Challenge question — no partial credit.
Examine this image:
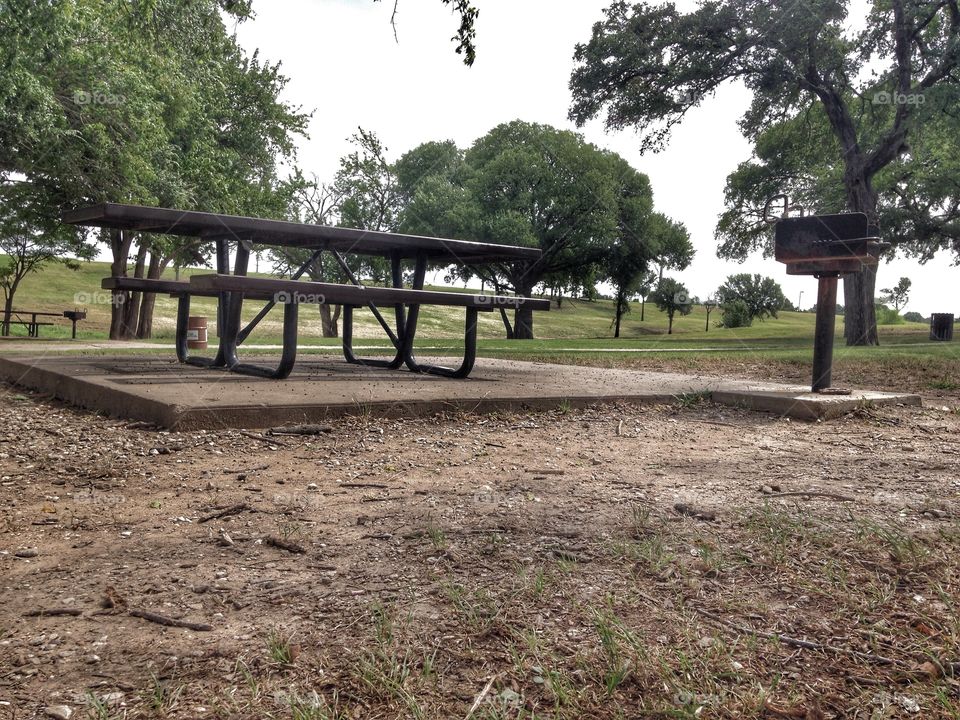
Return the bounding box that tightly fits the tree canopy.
[397,120,683,338]
[652,277,692,334]
[716,273,788,323]
[0,0,309,337]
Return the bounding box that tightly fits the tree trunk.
[121,242,147,338]
[843,173,880,346]
[319,304,341,337]
[640,298,645,321]
[108,229,133,340]
[667,311,674,334]
[135,251,169,339]
[614,284,625,338]
[512,278,536,339]
[2,293,13,336]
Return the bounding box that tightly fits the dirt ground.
[1,383,958,719]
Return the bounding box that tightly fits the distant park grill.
[768,196,888,393]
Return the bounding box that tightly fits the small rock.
[44,706,72,720]
[895,695,921,713]
[697,636,717,649]
[15,548,39,558]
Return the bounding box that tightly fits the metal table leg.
[340,250,405,369]
[216,240,300,379]
[401,251,479,378]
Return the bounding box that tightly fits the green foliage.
[880,277,911,312]
[716,274,787,323]
[903,311,925,324]
[875,303,905,326]
[398,120,663,337]
[0,0,308,256]
[719,299,753,329]
[569,0,960,343]
[0,181,96,332]
[652,277,692,334]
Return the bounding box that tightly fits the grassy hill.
[0,257,932,346]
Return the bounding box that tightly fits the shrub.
[875,303,904,325]
[720,299,753,328]
[903,311,925,323]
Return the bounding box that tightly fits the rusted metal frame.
[401,251,479,378]
[236,248,324,345]
[340,249,406,370]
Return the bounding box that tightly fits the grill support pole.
[811,274,839,392]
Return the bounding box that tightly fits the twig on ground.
[465,674,498,720]
[263,535,307,554]
[129,608,213,631]
[198,502,250,524]
[767,491,856,502]
[238,430,291,447]
[268,424,333,436]
[694,607,899,666]
[23,608,82,617]
[525,468,565,475]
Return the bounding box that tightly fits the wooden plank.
[188,274,551,311]
[64,203,541,263]
[101,276,275,301]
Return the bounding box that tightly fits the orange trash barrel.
[187,316,208,349]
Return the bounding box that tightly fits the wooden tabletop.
[63,203,540,264]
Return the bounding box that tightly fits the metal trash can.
[187,316,208,349]
[930,313,954,341]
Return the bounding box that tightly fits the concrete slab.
[0,354,921,428]
[710,388,922,420]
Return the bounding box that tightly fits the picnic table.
[3,309,87,338]
[62,203,549,379]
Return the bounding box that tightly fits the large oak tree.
[399,120,664,339]
[0,0,307,338]
[569,0,960,346]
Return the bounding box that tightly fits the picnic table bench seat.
[99,274,548,379]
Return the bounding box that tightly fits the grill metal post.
[811,274,838,392]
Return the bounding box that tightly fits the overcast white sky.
[232,0,957,316]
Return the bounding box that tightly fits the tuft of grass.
[266,628,297,666]
[146,672,184,713]
[426,524,447,550]
[673,390,711,408]
[858,520,931,570]
[288,690,345,720]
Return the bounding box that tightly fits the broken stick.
[198,502,250,524]
[694,607,898,666]
[129,608,213,632]
[23,608,83,617]
[263,535,306,554]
